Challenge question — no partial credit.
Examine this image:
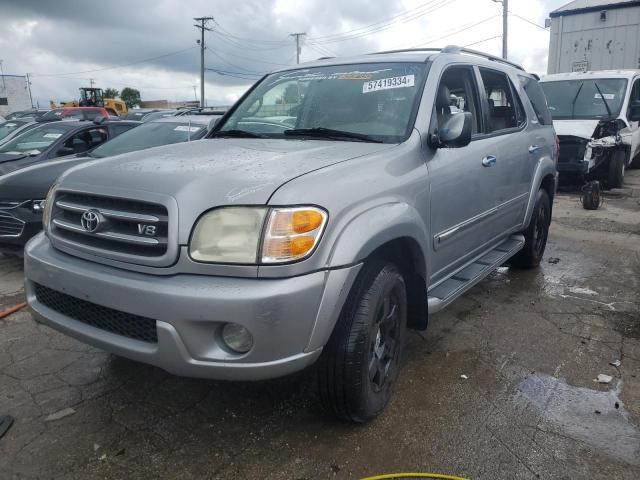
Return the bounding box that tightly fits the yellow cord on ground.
[361,474,468,480]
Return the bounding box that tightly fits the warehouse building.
[547,0,640,74]
[0,74,32,117]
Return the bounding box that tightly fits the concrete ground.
[1,172,639,480]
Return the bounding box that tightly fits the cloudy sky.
[1,0,569,107]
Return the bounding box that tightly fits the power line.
[308,0,449,43]
[464,35,502,48]
[509,12,548,31]
[31,47,197,77]
[405,15,499,49]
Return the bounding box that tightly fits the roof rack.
[370,45,525,71]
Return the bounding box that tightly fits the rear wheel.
[607,150,626,188]
[511,189,550,269]
[317,261,407,423]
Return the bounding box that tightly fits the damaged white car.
[540,70,640,188]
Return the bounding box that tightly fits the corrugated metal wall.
[0,76,32,116]
[548,6,640,73]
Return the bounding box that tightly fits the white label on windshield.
[174,125,200,132]
[363,75,415,93]
[5,123,16,127]
[594,93,615,100]
[43,133,62,139]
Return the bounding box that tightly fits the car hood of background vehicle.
[552,119,603,140]
[0,155,93,200]
[60,139,395,239]
[0,153,46,176]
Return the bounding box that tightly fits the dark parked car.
[122,109,165,121]
[0,119,139,254]
[0,116,216,254]
[4,109,50,121]
[0,118,40,146]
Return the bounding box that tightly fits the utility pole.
[192,84,198,102]
[0,60,6,92]
[492,0,508,59]
[25,72,33,108]
[194,16,214,108]
[290,33,306,64]
[89,78,95,88]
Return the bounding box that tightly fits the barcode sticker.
[363,75,415,93]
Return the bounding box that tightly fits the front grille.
[34,283,158,343]
[0,211,25,237]
[50,192,169,258]
[558,135,588,164]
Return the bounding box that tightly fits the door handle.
[482,155,497,167]
[528,145,542,154]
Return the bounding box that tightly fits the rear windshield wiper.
[211,129,265,138]
[284,127,382,143]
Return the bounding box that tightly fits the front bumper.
[25,233,361,380]
[0,203,42,253]
[556,159,590,174]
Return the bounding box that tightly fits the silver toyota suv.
[25,46,557,422]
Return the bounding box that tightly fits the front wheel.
[317,261,407,423]
[511,189,551,269]
[607,150,626,188]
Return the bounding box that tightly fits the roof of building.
[540,69,640,81]
[550,0,640,17]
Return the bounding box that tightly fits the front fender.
[523,155,557,228]
[328,201,430,273]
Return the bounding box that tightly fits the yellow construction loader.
[50,87,128,116]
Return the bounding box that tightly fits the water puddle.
[517,373,640,465]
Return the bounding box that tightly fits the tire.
[511,189,551,269]
[317,261,407,423]
[607,150,626,188]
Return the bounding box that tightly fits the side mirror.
[435,112,472,148]
[629,100,640,122]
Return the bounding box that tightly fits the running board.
[427,234,525,314]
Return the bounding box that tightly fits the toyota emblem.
[80,209,102,233]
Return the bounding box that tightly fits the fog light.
[221,323,253,353]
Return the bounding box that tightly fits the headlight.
[189,205,327,264]
[42,184,58,232]
[189,207,267,263]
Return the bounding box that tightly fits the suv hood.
[0,153,44,176]
[60,138,394,240]
[552,119,602,140]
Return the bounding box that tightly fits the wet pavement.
[1,172,640,479]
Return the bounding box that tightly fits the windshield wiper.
[594,82,613,119]
[284,127,382,143]
[211,129,265,138]
[570,82,584,120]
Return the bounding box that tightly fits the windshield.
[90,121,206,158]
[0,123,70,155]
[0,121,27,141]
[540,79,628,119]
[218,62,427,143]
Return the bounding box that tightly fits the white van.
[540,70,640,187]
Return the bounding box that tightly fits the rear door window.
[479,68,520,132]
